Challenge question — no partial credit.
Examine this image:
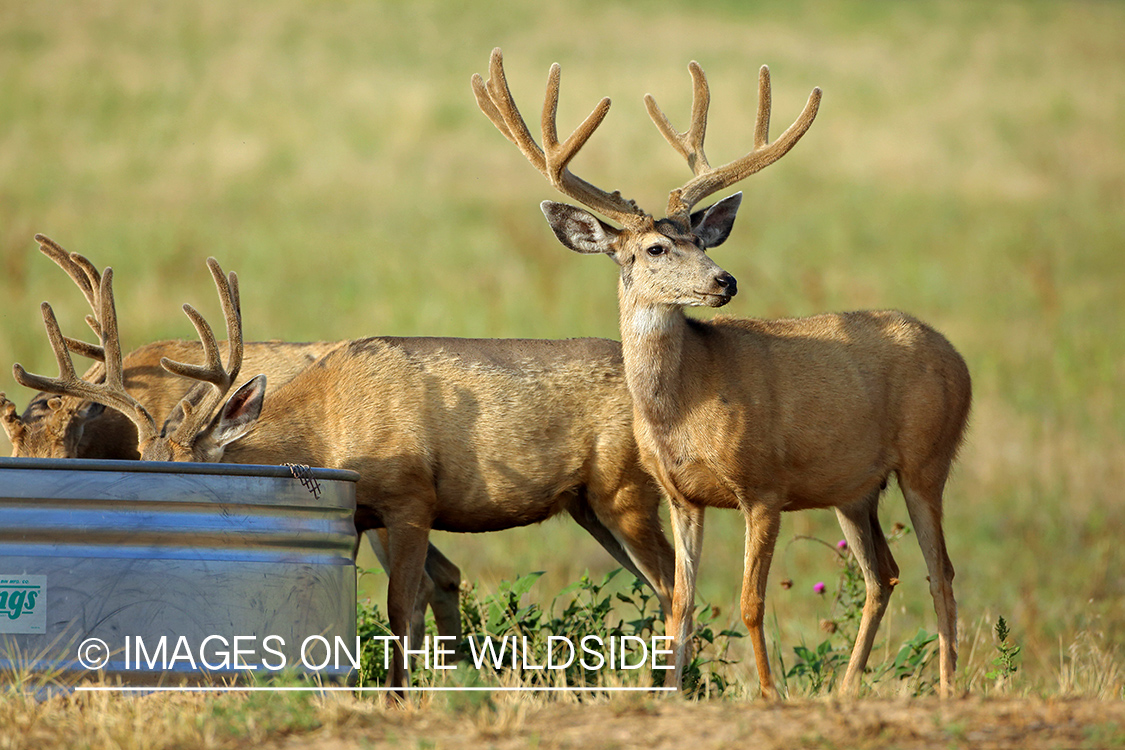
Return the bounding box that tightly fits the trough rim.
[0,457,360,483]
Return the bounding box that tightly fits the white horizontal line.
[75,685,678,693]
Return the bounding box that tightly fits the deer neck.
[617,285,692,439]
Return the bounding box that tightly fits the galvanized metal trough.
[0,457,358,687]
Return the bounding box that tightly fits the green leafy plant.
[356,595,398,688]
[874,628,939,695]
[455,568,670,689]
[680,603,744,699]
[985,615,1020,686]
[785,638,847,695]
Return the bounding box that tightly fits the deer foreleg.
[665,499,704,689]
[566,495,652,586]
[385,523,431,695]
[368,529,448,651]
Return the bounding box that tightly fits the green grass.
[2,0,1124,700]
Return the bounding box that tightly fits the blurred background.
[2,1,1122,690]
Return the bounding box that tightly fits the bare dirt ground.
[267,697,1125,749]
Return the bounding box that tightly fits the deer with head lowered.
[474,48,971,698]
[14,242,677,692]
[2,237,342,460]
[3,237,461,650]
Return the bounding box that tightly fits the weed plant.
[985,615,1021,689]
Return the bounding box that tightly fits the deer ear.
[76,402,106,421]
[69,402,105,447]
[690,192,742,249]
[211,374,266,448]
[541,201,620,255]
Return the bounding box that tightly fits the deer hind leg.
[578,481,676,615]
[422,543,463,664]
[835,490,900,696]
[566,494,651,583]
[666,499,705,689]
[740,503,782,699]
[899,472,957,698]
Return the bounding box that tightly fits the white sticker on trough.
[0,575,46,633]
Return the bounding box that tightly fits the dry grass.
[2,687,1123,750]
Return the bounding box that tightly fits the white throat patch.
[630,306,678,337]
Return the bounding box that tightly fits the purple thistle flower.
[837,539,848,550]
[813,581,826,595]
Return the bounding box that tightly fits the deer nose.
[715,272,737,297]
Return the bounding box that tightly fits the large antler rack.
[645,62,822,222]
[13,266,161,452]
[12,253,244,460]
[472,47,649,228]
[3,235,121,454]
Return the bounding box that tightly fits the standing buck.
[473,48,971,698]
[15,243,677,691]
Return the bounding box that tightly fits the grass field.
[1,0,1123,744]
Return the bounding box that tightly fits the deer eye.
[645,244,666,257]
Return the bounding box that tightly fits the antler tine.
[472,50,545,171]
[95,271,118,382]
[14,303,81,394]
[12,272,159,446]
[653,62,822,221]
[67,252,106,342]
[220,265,243,378]
[158,257,244,446]
[473,47,646,227]
[93,268,158,439]
[644,61,711,175]
[160,258,242,386]
[35,234,106,358]
[34,235,101,321]
[540,63,610,179]
[753,64,772,151]
[61,335,105,363]
[161,304,225,385]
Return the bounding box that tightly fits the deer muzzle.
[704,272,737,306]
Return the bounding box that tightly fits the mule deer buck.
[4,236,460,648]
[15,244,677,691]
[473,48,971,698]
[2,238,339,460]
